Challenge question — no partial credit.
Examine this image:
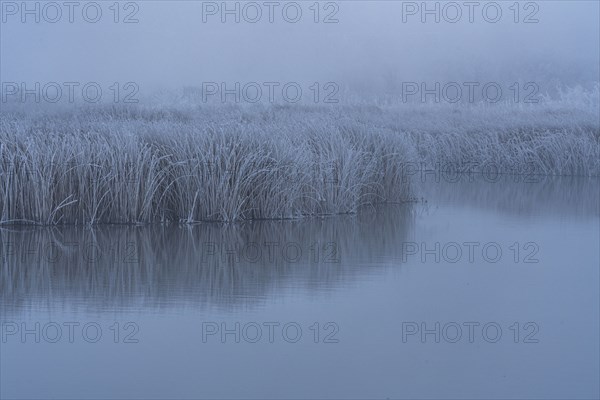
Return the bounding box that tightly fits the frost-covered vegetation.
[1,88,598,225]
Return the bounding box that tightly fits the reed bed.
[0,95,598,225]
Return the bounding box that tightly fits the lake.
[1,175,598,399]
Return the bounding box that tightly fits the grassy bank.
[1,99,598,225]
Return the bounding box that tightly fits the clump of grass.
[0,104,412,224]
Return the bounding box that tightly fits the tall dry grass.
[0,105,412,224]
[1,91,598,225]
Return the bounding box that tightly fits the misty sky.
[1,1,598,96]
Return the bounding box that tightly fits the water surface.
[1,176,598,399]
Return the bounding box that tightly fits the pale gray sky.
[1,1,598,95]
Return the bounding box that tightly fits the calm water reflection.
[1,176,598,399]
[1,206,414,314]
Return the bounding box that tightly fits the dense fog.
[1,1,598,101]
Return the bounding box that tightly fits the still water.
[1,176,598,399]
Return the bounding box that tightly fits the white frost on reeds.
[0,90,598,225]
